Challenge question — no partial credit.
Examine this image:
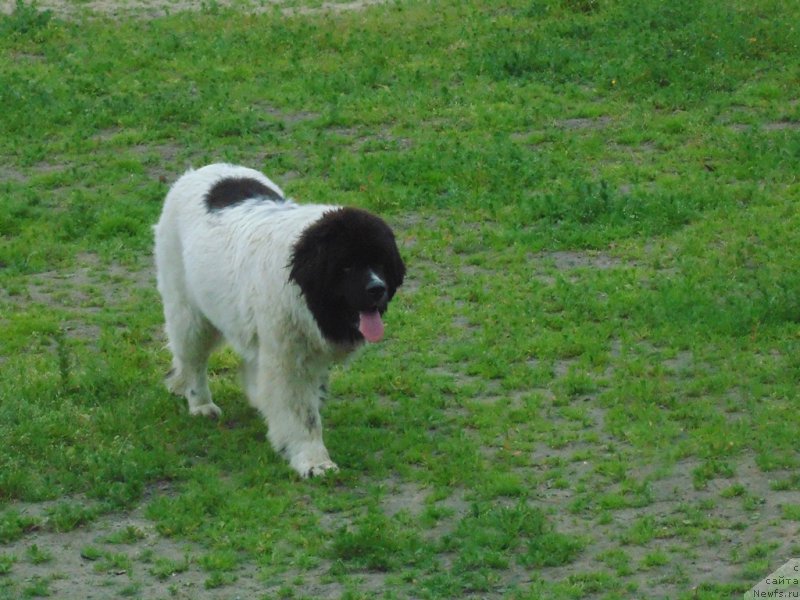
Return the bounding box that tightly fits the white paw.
[289,451,339,478]
[189,402,222,419]
[303,460,339,479]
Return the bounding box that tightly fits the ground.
[1,0,799,598]
[0,0,390,18]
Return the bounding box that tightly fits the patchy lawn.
[1,0,799,598]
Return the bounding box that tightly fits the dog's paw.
[289,451,339,479]
[189,402,222,419]
[303,460,339,479]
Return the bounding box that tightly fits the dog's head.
[289,207,406,347]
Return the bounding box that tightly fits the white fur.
[154,163,347,478]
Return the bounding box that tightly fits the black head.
[289,207,406,347]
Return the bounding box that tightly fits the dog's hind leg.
[163,304,223,419]
[155,207,223,418]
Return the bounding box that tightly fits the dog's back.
[156,163,284,239]
[154,164,333,357]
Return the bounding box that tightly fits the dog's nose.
[366,279,387,304]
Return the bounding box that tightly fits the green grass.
[1,0,799,597]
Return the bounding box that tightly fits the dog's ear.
[289,231,329,298]
[385,242,406,296]
[289,210,348,299]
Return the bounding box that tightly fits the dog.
[154,163,405,477]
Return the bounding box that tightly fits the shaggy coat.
[154,164,405,477]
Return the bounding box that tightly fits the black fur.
[289,207,405,346]
[205,177,283,212]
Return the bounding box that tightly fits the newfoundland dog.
[154,164,405,477]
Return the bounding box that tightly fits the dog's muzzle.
[366,278,388,308]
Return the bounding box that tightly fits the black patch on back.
[205,177,283,211]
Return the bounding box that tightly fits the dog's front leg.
[252,357,338,478]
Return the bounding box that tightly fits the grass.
[1,0,799,597]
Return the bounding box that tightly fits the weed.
[642,551,670,568]
[331,509,427,572]
[21,575,50,598]
[0,511,40,544]
[781,505,800,522]
[0,0,52,37]
[79,546,102,562]
[103,526,147,545]
[24,545,51,566]
[94,551,132,574]
[204,571,235,589]
[0,554,16,575]
[149,555,190,581]
[45,503,97,533]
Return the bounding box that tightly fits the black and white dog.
[154,164,405,477]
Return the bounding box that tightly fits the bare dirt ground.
[0,0,392,19]
[2,494,257,600]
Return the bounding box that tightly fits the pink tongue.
[358,311,384,343]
